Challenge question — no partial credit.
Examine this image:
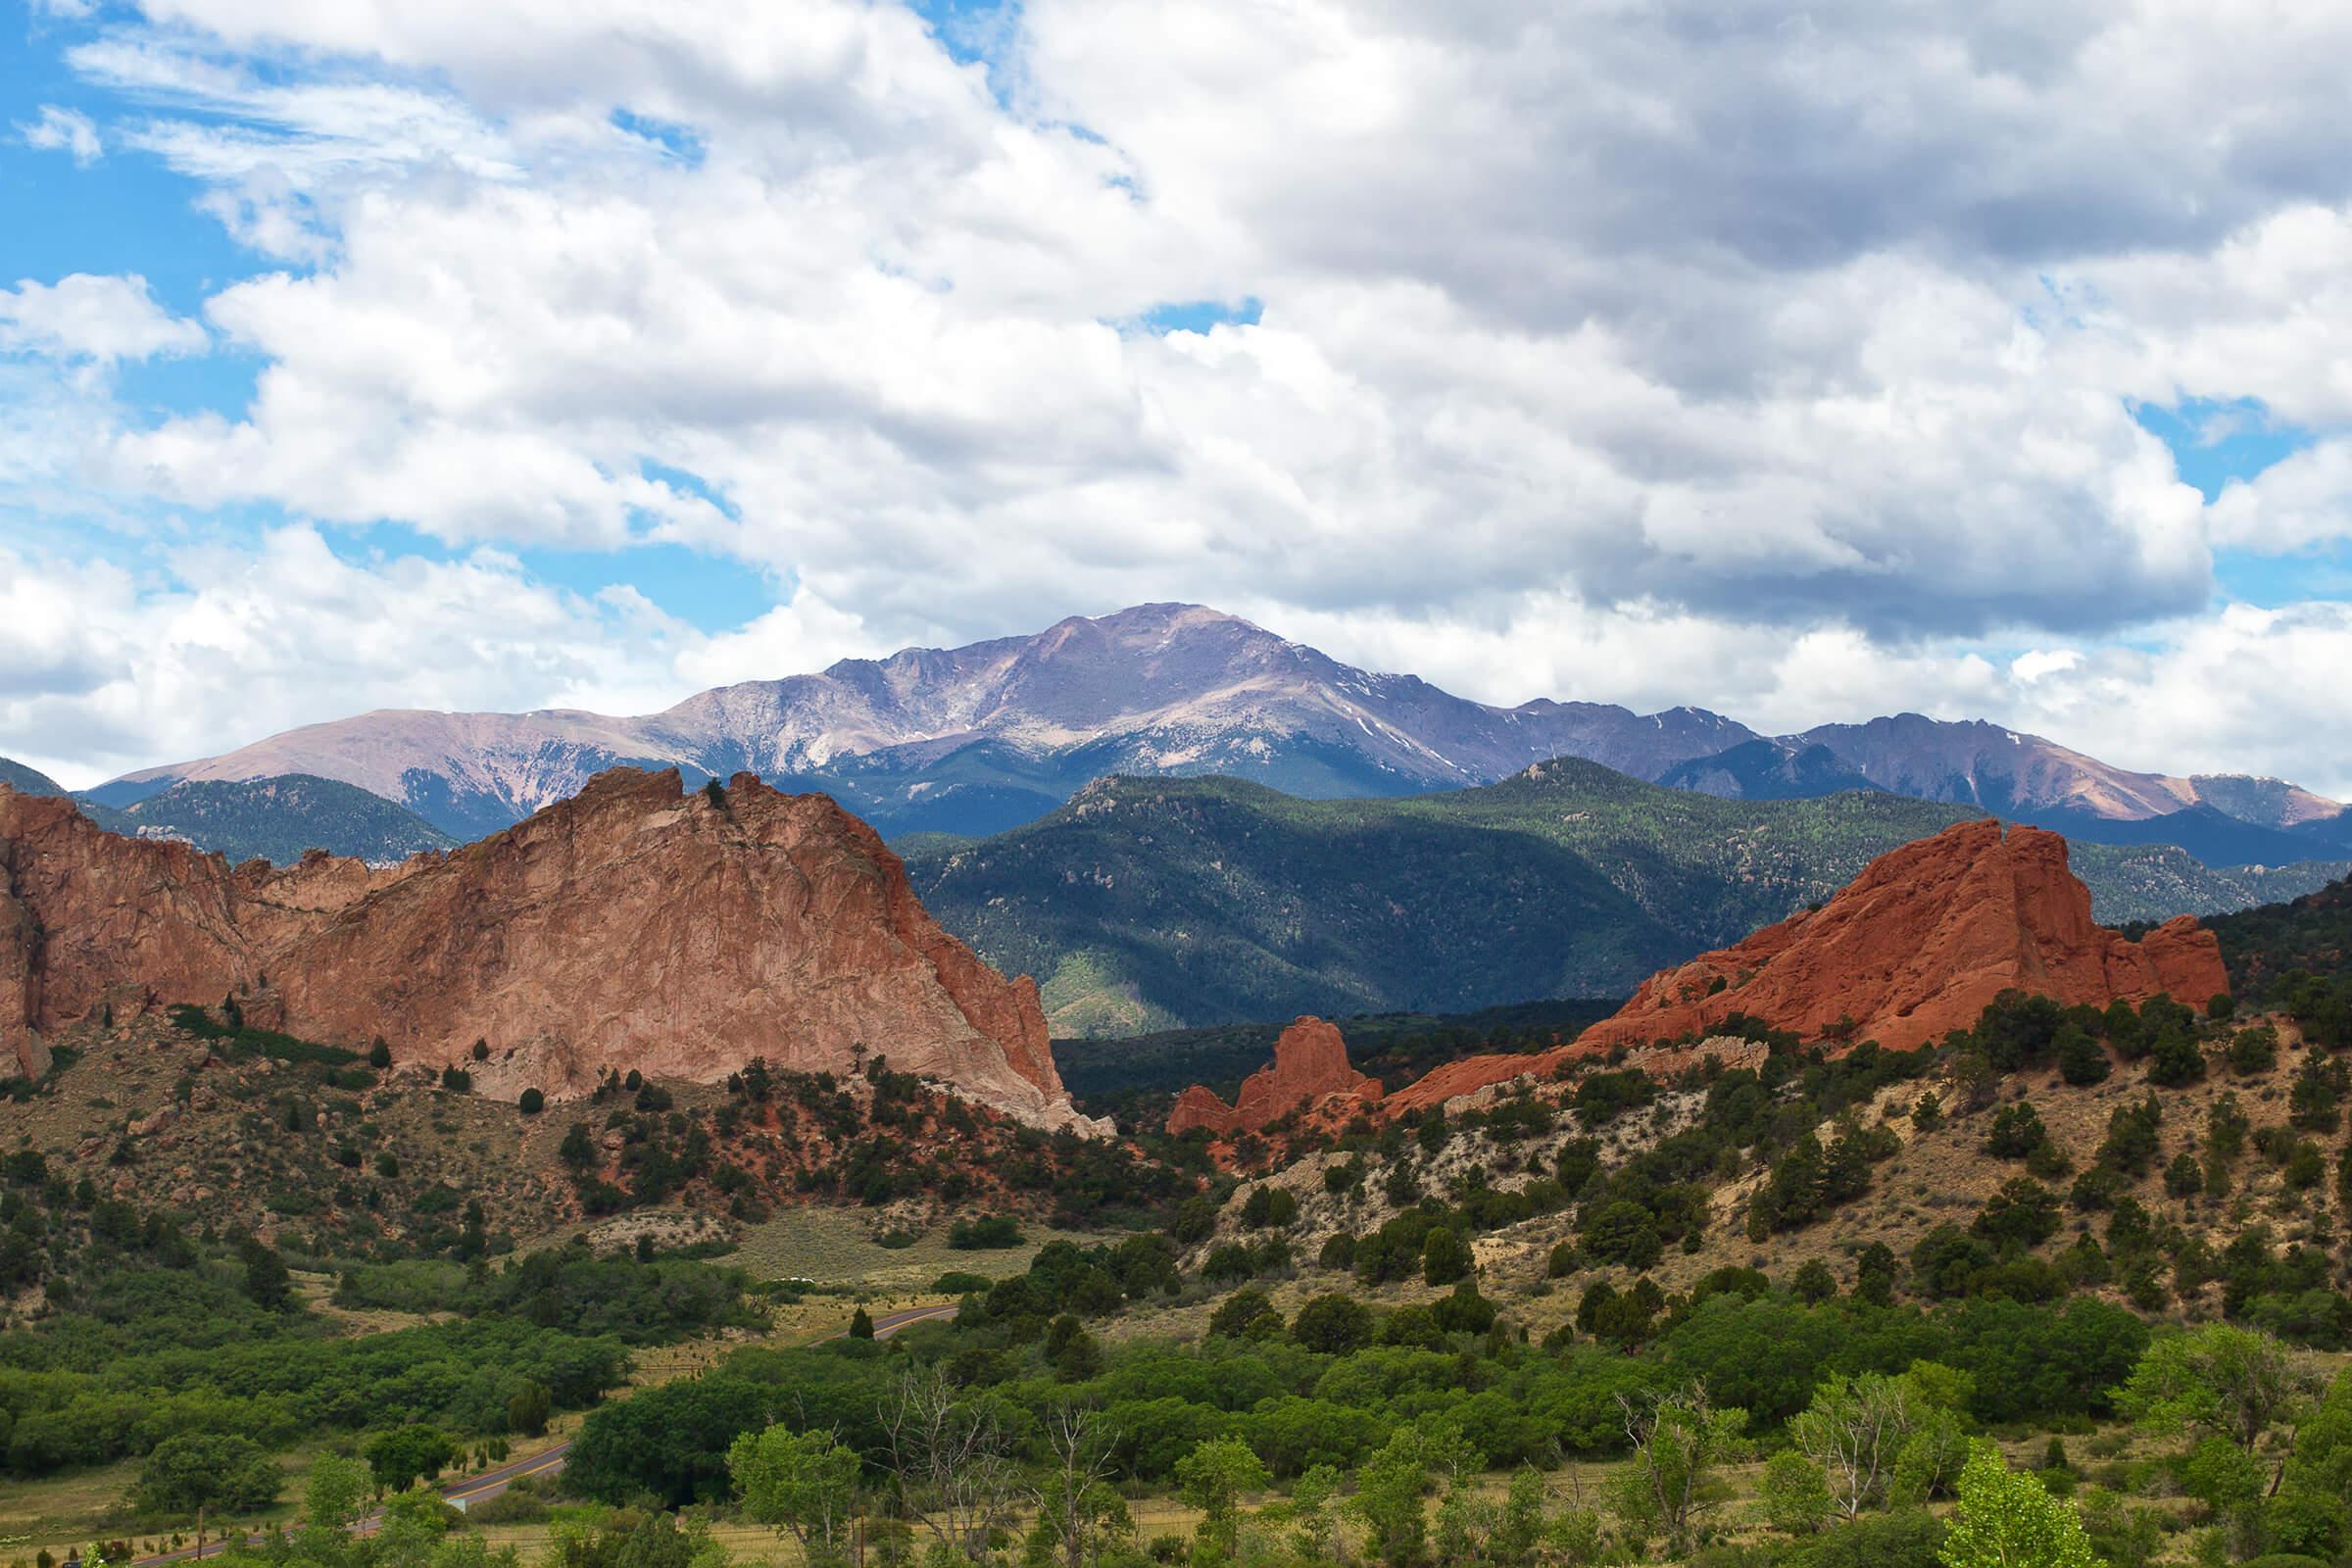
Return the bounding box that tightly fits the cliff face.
[0,772,1102,1134]
[0,790,396,1080]
[1166,1015,1382,1136]
[1580,818,2230,1054]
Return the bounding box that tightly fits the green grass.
[728,1208,1111,1296]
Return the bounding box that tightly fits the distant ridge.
[98,774,458,865]
[898,760,2339,1036]
[0,757,68,797]
[90,604,1762,839]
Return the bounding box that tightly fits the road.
[122,1300,959,1566]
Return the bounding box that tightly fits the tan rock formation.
[0,771,1104,1134]
[1166,1015,1382,1136]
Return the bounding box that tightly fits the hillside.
[0,756,68,796]
[0,1004,1179,1279]
[2197,870,2352,997]
[1176,992,2352,1355]
[85,774,461,864]
[905,762,2338,1035]
[2069,839,2349,920]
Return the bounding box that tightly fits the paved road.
[122,1300,960,1566]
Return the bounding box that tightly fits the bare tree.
[882,1368,1021,1561]
[1788,1372,1919,1517]
[1031,1405,1130,1568]
[1612,1384,1746,1554]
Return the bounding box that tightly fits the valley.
[15,9,2352,1567]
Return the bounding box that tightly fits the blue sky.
[6,0,2352,795]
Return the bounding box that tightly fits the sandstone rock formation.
[1166,1015,1383,1136]
[1371,819,2230,1115]
[1372,1047,1572,1121]
[1578,818,2229,1054]
[0,770,1104,1134]
[1376,1034,1773,1121]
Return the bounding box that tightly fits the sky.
[4,1,2352,796]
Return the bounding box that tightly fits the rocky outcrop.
[1365,819,2230,1116]
[1375,1034,1774,1121]
[1372,1047,1572,1121]
[0,771,1104,1133]
[1577,819,2230,1054]
[1166,1015,1382,1136]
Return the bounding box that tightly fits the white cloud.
[7,0,2352,796]
[0,525,873,785]
[0,274,207,364]
[20,105,102,165]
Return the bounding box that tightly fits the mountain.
[906,767,1703,1035]
[2024,802,2346,869]
[0,757,68,796]
[0,767,1101,1132]
[1675,713,2344,830]
[1654,738,1883,801]
[78,605,2345,863]
[90,604,1762,840]
[2189,771,2351,829]
[903,761,2346,1038]
[81,774,459,865]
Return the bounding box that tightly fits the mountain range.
[70,603,2347,859]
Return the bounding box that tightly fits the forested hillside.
[88,774,459,864]
[908,762,2342,1035]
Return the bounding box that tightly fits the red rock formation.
[1374,1046,1576,1120]
[1579,819,2229,1055]
[0,771,1104,1133]
[1166,1015,1383,1136]
[1372,819,2230,1115]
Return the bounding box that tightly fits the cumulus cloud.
[0,526,877,785]
[6,0,2352,793]
[0,274,207,364]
